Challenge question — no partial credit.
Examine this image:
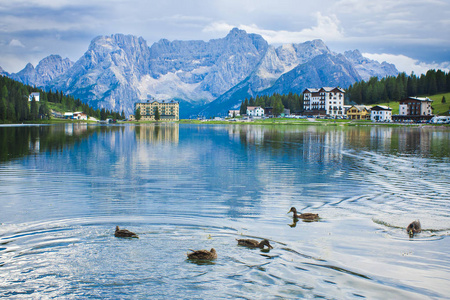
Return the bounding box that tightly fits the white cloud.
[9,39,25,48]
[203,12,344,44]
[363,52,450,75]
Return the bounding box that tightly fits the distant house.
[264,107,273,117]
[347,105,371,120]
[393,97,433,122]
[246,106,264,117]
[228,110,240,118]
[63,111,87,120]
[303,87,345,117]
[73,112,88,120]
[64,112,74,119]
[28,92,40,102]
[370,105,392,122]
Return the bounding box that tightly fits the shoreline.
[1,118,449,128]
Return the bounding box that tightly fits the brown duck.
[407,220,421,237]
[114,226,138,238]
[236,238,273,249]
[187,248,217,260]
[288,207,319,221]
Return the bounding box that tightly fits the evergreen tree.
[38,100,49,119]
[0,98,6,122]
[273,97,284,116]
[30,98,38,121]
[100,108,107,120]
[1,85,8,100]
[135,108,141,121]
[239,100,246,115]
[442,96,446,104]
[243,98,249,114]
[426,70,437,95]
[154,107,160,121]
[7,102,16,122]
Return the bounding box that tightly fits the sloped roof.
[320,87,345,93]
[303,87,345,93]
[371,105,392,111]
[349,105,371,112]
[303,88,320,93]
[401,97,432,102]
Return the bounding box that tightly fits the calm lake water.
[0,123,449,299]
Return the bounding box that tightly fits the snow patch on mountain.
[5,28,399,117]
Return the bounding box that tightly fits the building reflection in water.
[227,125,346,164]
[65,123,89,136]
[134,123,179,144]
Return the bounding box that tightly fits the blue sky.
[1,0,449,75]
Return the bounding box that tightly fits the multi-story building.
[228,110,240,118]
[370,105,392,122]
[346,105,371,120]
[134,99,179,121]
[246,106,264,117]
[393,97,433,122]
[303,87,345,117]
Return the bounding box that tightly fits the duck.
[236,238,273,249]
[288,207,319,221]
[407,220,421,237]
[114,226,138,238]
[187,248,217,260]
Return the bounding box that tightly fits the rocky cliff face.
[4,28,398,117]
[49,34,151,114]
[344,50,398,81]
[10,55,73,87]
[0,66,9,77]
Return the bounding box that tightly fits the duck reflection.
[288,218,298,228]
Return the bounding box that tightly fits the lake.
[0,123,449,299]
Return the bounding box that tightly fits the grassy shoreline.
[2,117,448,127]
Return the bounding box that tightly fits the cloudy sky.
[1,0,449,75]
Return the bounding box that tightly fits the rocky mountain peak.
[7,28,400,117]
[343,50,398,81]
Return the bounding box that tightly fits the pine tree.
[100,108,107,120]
[239,100,246,115]
[135,108,141,121]
[0,98,6,122]
[154,107,160,121]
[273,97,284,116]
[30,98,38,121]
[38,100,49,119]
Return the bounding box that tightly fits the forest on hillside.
[346,69,450,104]
[0,76,124,123]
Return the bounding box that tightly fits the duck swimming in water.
[288,207,319,221]
[114,226,138,238]
[236,238,273,249]
[187,248,217,260]
[407,220,421,237]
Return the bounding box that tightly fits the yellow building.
[134,99,179,121]
[346,105,371,120]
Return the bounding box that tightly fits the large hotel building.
[133,99,179,121]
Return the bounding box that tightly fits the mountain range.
[1,28,398,118]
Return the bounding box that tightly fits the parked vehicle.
[430,116,450,124]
